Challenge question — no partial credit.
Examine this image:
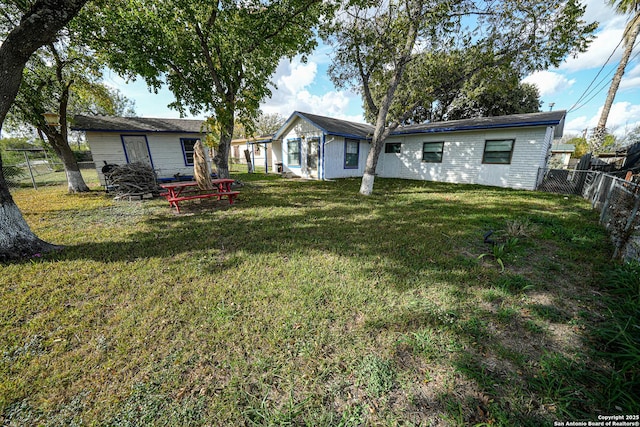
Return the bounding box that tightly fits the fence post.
[23,151,37,190]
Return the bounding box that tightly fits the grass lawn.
[1,173,638,425]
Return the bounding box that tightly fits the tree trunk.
[0,156,59,261]
[48,132,90,193]
[0,0,88,260]
[592,11,640,152]
[359,124,393,195]
[358,4,420,196]
[213,109,235,180]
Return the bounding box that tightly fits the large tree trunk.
[0,0,88,260]
[47,133,90,193]
[0,157,59,261]
[358,4,420,196]
[212,110,235,180]
[592,11,640,152]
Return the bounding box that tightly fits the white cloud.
[565,101,640,136]
[620,63,640,91]
[559,0,629,74]
[278,61,318,94]
[522,71,576,97]
[263,57,364,122]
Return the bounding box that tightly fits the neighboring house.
[72,115,206,185]
[550,143,576,169]
[230,135,273,173]
[273,110,565,190]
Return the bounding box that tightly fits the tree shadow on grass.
[27,177,616,424]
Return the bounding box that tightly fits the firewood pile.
[104,162,161,199]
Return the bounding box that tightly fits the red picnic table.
[160,178,239,213]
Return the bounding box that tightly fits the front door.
[122,135,152,167]
[306,137,319,178]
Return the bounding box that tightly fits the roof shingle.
[72,115,204,133]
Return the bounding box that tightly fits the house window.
[344,138,359,169]
[483,139,514,164]
[287,138,301,166]
[422,142,444,163]
[385,142,401,153]
[181,138,198,165]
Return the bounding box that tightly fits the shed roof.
[72,115,204,133]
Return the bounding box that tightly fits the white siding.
[86,131,206,185]
[377,127,550,190]
[277,117,322,178]
[323,136,369,179]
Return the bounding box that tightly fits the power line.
[569,38,640,113]
[567,36,624,112]
[567,17,639,113]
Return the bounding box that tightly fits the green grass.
[1,173,635,425]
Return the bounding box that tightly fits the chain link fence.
[538,168,640,261]
[2,148,95,189]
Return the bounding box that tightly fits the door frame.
[120,134,154,168]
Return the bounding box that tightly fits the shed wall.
[87,131,206,185]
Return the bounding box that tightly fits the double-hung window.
[180,138,198,166]
[287,138,301,166]
[483,139,514,164]
[422,142,444,163]
[344,139,359,169]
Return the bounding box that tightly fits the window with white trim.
[344,139,359,169]
[287,138,301,166]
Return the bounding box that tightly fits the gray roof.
[395,110,566,135]
[72,115,204,133]
[278,110,566,140]
[278,111,375,140]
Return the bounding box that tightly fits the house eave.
[391,120,564,136]
[71,127,204,134]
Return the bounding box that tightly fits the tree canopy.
[82,0,331,178]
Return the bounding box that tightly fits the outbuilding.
[72,115,206,185]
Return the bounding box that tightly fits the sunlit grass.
[1,173,633,425]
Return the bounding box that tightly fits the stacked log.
[104,162,160,199]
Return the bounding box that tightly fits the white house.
[273,110,565,190]
[72,115,207,185]
[230,135,273,173]
[273,111,375,180]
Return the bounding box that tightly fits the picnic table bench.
[160,179,239,213]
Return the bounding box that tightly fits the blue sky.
[104,0,640,139]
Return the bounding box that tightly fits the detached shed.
[72,115,206,185]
